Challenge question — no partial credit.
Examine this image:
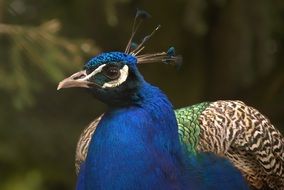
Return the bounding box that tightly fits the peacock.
[58,10,250,190]
[76,100,284,190]
[72,11,284,190]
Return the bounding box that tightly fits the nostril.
[72,71,87,80]
[74,74,86,80]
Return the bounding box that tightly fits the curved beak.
[57,70,94,90]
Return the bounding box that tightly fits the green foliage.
[0,19,99,109]
[1,170,43,190]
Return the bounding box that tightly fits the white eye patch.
[82,64,129,88]
[76,64,106,82]
[102,65,129,88]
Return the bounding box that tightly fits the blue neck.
[80,81,188,189]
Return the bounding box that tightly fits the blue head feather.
[130,42,138,51]
[81,51,146,107]
[84,52,137,70]
[167,47,176,57]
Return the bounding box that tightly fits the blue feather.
[135,9,151,20]
[130,42,138,51]
[75,57,249,188]
[84,52,136,70]
[83,82,190,189]
[167,47,176,57]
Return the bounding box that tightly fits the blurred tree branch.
[0,19,100,109]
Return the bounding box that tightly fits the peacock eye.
[102,64,120,80]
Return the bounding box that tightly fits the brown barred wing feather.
[198,100,284,189]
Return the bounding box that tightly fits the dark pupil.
[103,65,120,79]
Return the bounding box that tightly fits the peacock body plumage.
[76,100,284,190]
[57,10,255,190]
[81,81,188,189]
[177,100,284,189]
[59,51,249,190]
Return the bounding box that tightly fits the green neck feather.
[175,102,210,154]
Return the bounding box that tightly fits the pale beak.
[57,70,95,90]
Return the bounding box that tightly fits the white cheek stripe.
[77,64,106,82]
[102,65,129,88]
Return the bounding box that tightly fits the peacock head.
[57,10,181,106]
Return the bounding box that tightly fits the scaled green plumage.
[175,102,210,154]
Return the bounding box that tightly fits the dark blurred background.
[0,0,283,189]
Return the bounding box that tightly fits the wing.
[176,100,284,190]
[75,114,103,174]
[75,100,284,189]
